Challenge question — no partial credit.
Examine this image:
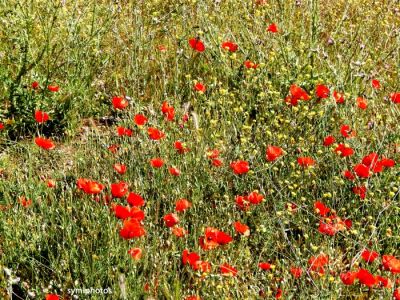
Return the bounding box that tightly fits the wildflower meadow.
[0,0,399,299]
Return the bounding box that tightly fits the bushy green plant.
[0,1,114,140]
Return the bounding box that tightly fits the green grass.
[0,0,400,299]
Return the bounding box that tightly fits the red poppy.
[346,219,354,229]
[48,85,59,92]
[315,84,330,98]
[127,192,145,207]
[356,269,377,287]
[35,137,55,150]
[175,141,189,154]
[230,160,250,175]
[150,158,164,168]
[113,204,131,220]
[335,143,354,157]
[117,126,133,137]
[215,231,233,245]
[353,164,371,178]
[98,191,113,202]
[113,163,127,175]
[212,159,223,167]
[394,288,400,300]
[161,101,175,121]
[343,170,355,180]
[148,127,165,140]
[235,192,264,209]
[171,226,188,237]
[34,110,49,123]
[18,196,32,207]
[182,249,200,267]
[266,146,283,161]
[168,167,180,176]
[175,199,192,212]
[390,92,400,103]
[382,255,400,273]
[275,288,282,299]
[76,178,87,189]
[108,144,119,153]
[131,207,146,220]
[189,38,205,52]
[357,97,368,110]
[314,201,330,217]
[114,205,144,220]
[112,96,128,110]
[31,81,39,89]
[163,213,179,227]
[286,84,310,105]
[207,149,220,159]
[361,249,379,263]
[340,125,351,137]
[340,124,355,138]
[258,262,271,271]
[198,260,212,273]
[362,153,379,167]
[372,160,384,174]
[286,202,298,212]
[194,82,206,93]
[221,41,238,52]
[199,227,233,250]
[161,101,170,114]
[158,45,167,52]
[128,247,142,260]
[290,84,310,100]
[380,158,395,168]
[186,296,201,300]
[111,181,129,198]
[363,154,393,173]
[134,114,148,126]
[236,195,251,211]
[143,282,151,292]
[45,294,60,300]
[0,123,4,130]
[247,191,264,204]
[290,267,303,278]
[77,178,104,194]
[371,79,381,89]
[318,220,338,236]
[297,156,315,167]
[323,135,335,146]
[333,91,345,104]
[340,271,357,285]
[119,218,146,239]
[352,186,367,199]
[234,221,250,236]
[267,23,278,33]
[244,60,258,69]
[220,263,237,276]
[376,276,392,288]
[308,253,329,274]
[182,250,209,272]
[47,179,56,188]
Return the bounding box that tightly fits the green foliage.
[0,1,114,139]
